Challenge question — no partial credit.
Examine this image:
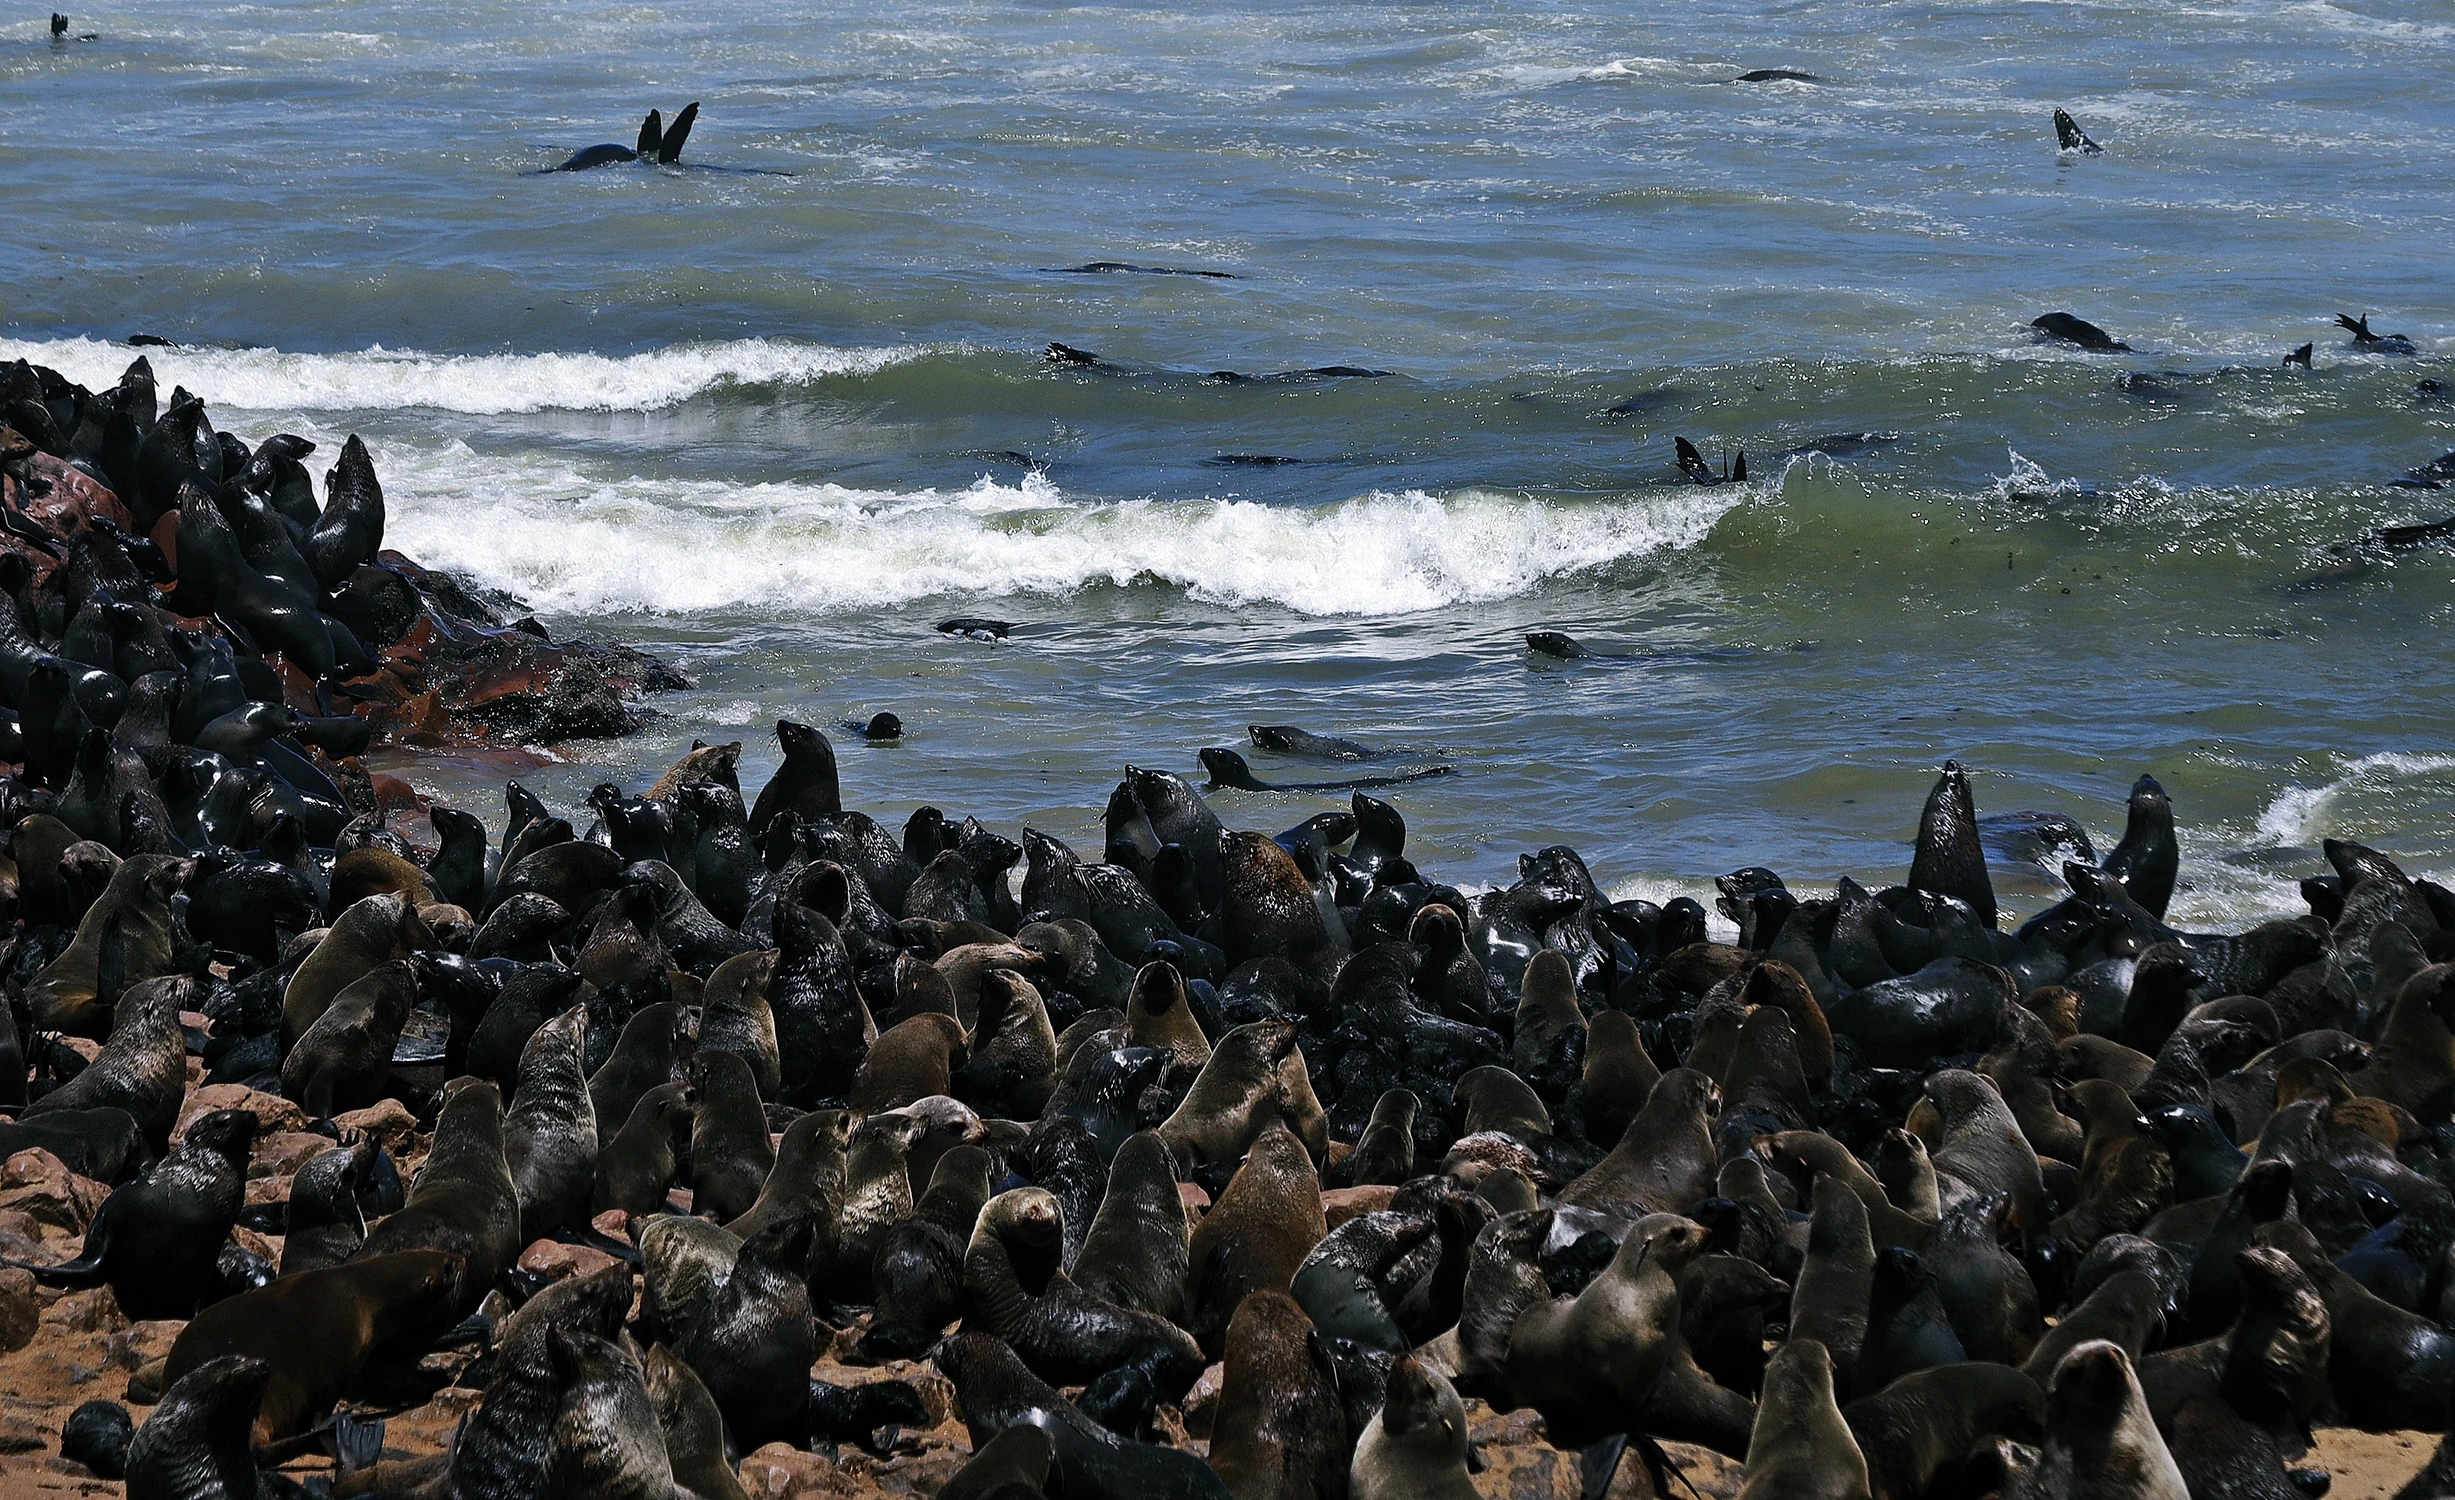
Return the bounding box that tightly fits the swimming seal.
[550,102,699,171]
[2338,313,2419,356]
[1197,746,1452,793]
[2033,313,2132,353]
[2054,108,2104,154]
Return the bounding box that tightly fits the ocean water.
[5,0,2453,924]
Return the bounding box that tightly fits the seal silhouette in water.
[1197,747,1452,793]
[2054,109,2104,154]
[2337,313,2419,355]
[1676,435,1748,484]
[551,103,699,171]
[2033,313,2130,351]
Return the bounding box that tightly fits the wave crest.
[0,335,915,415]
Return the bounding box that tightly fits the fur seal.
[539,1329,678,1500]
[25,852,186,1038]
[1910,761,1997,929]
[1556,1068,1720,1221]
[934,1331,1233,1499]
[723,1105,849,1242]
[23,973,191,1150]
[696,947,780,1098]
[663,1215,819,1450]
[161,1249,462,1447]
[411,1261,633,1500]
[593,1080,698,1219]
[2033,313,2132,353]
[2032,1340,2187,1499]
[282,957,415,1118]
[1352,1354,1479,1500]
[279,1138,375,1276]
[6,1106,257,1320]
[1186,1119,1329,1357]
[123,1354,275,1500]
[858,1142,991,1360]
[1843,1361,2042,1500]
[352,1077,520,1317]
[588,1000,692,1130]
[687,1049,776,1223]
[282,892,419,1046]
[644,1343,753,1500]
[749,719,842,833]
[940,1424,1056,1500]
[1506,1212,1710,1452]
[1206,1289,1347,1498]
[965,1186,1206,1399]
[1789,1176,1878,1383]
[505,1003,601,1242]
[1739,1340,1871,1500]
[550,103,698,171]
[2054,108,2104,154]
[1072,1129,1193,1323]
[2339,313,2420,356]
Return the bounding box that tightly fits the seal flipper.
[2053,108,2103,154]
[637,109,664,159]
[1580,1435,1630,1500]
[1675,436,1717,485]
[658,102,698,163]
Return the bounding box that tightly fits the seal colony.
[0,685,2450,1497]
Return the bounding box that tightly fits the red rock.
[334,1098,420,1153]
[42,1287,127,1337]
[1321,1184,1395,1229]
[1178,1182,1211,1216]
[740,1442,843,1499]
[18,453,133,533]
[0,1209,47,1262]
[591,1209,632,1241]
[176,1084,306,1140]
[249,1132,334,1182]
[517,1238,618,1282]
[0,1267,37,1354]
[0,1150,108,1233]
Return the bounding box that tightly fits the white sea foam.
[348,436,1740,618]
[0,335,916,416]
[2253,753,2455,847]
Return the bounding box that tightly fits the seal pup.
[2033,313,2132,352]
[687,1049,776,1223]
[2031,1340,2187,1500]
[2054,108,2104,154]
[538,1329,679,1500]
[594,1080,698,1219]
[1352,1354,1480,1500]
[23,972,191,1150]
[282,958,415,1118]
[1739,1340,1871,1500]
